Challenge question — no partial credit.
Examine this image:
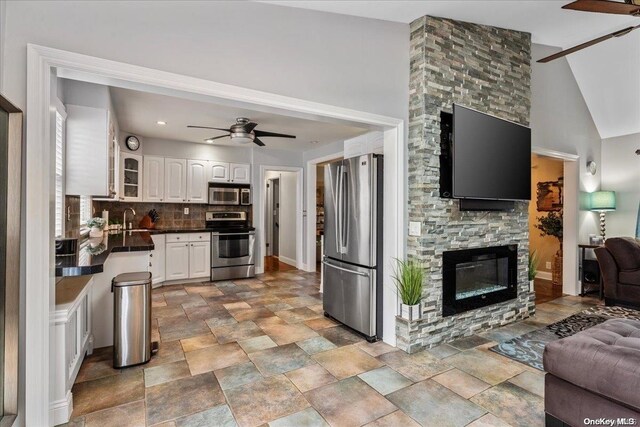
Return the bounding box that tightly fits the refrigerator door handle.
[341,167,349,254]
[335,165,343,254]
[322,258,370,277]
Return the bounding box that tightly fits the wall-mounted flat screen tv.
[453,104,531,201]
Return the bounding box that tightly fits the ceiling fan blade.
[253,130,296,139]
[562,0,640,15]
[206,135,229,141]
[187,125,231,132]
[537,24,640,63]
[253,137,266,147]
[243,122,258,133]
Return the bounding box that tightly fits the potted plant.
[392,258,423,322]
[87,217,106,238]
[528,250,539,292]
[536,211,563,286]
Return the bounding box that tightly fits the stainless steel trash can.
[112,271,152,368]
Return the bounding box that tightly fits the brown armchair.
[594,237,640,309]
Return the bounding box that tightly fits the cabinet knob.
[150,253,153,257]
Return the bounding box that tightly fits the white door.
[189,241,211,279]
[143,156,164,202]
[165,242,189,280]
[165,158,187,203]
[187,160,208,203]
[149,234,166,285]
[209,161,230,183]
[120,153,143,202]
[230,163,250,184]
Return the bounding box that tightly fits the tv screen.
[453,105,531,201]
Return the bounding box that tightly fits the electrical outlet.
[545,261,552,270]
[409,221,421,237]
[184,207,189,215]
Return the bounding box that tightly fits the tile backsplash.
[92,201,251,229]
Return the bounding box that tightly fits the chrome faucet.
[123,207,136,230]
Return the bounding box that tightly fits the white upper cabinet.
[143,156,165,202]
[164,158,187,203]
[209,161,230,183]
[230,163,251,184]
[65,105,111,196]
[120,153,143,202]
[187,160,208,203]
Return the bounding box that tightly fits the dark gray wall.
[401,16,534,353]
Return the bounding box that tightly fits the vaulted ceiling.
[263,0,640,139]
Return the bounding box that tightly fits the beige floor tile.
[146,372,225,425]
[358,366,413,395]
[285,364,337,393]
[356,340,399,357]
[144,360,191,388]
[259,321,318,345]
[304,377,397,427]
[71,369,144,417]
[304,317,339,330]
[470,382,543,427]
[268,407,329,427]
[225,374,309,427]
[377,350,451,382]
[431,368,491,399]
[214,361,263,390]
[507,370,545,398]
[238,335,278,354]
[84,400,145,427]
[467,413,513,427]
[444,349,524,385]
[186,343,249,375]
[364,410,421,427]
[249,343,315,376]
[180,334,217,352]
[313,345,383,380]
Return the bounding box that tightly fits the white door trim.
[257,166,304,273]
[532,146,580,296]
[304,151,344,273]
[26,44,404,423]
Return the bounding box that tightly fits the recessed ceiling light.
[156,120,167,126]
[310,140,319,144]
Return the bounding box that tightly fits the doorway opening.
[530,153,565,304]
[263,169,302,272]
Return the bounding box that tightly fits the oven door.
[211,231,255,267]
[208,187,240,205]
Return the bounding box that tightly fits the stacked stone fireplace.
[398,16,535,353]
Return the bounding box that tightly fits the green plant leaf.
[391,258,424,305]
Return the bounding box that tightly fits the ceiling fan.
[538,0,640,63]
[187,117,296,147]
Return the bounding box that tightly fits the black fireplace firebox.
[442,245,518,317]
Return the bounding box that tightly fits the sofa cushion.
[619,269,640,286]
[606,237,640,272]
[543,318,640,411]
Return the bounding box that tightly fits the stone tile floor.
[65,270,600,427]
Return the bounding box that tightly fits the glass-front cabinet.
[120,153,143,202]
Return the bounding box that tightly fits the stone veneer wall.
[398,16,535,353]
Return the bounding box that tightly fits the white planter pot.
[399,303,421,322]
[89,227,104,238]
[529,279,535,292]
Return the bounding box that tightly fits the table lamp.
[590,191,616,240]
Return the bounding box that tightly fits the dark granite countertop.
[146,227,213,234]
[55,231,155,277]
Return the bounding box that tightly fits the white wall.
[3,1,409,120]
[0,0,6,93]
[531,43,602,242]
[601,133,640,238]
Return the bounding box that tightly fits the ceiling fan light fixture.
[230,133,254,144]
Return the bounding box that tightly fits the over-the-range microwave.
[208,183,251,206]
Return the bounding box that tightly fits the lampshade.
[590,191,616,211]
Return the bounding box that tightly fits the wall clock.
[586,160,597,176]
[125,135,140,151]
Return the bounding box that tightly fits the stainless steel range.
[206,211,255,281]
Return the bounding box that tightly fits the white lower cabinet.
[165,234,211,281]
[189,241,211,278]
[150,234,166,285]
[52,277,93,426]
[165,241,190,281]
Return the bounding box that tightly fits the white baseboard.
[50,391,73,426]
[278,255,297,268]
[536,271,552,281]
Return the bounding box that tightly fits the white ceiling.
[109,87,368,151]
[263,0,640,138]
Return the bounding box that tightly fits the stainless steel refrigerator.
[322,154,383,341]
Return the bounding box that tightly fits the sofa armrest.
[595,247,618,299]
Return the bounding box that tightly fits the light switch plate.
[545,261,551,270]
[184,207,189,215]
[409,221,421,237]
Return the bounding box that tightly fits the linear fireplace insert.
[442,245,518,317]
